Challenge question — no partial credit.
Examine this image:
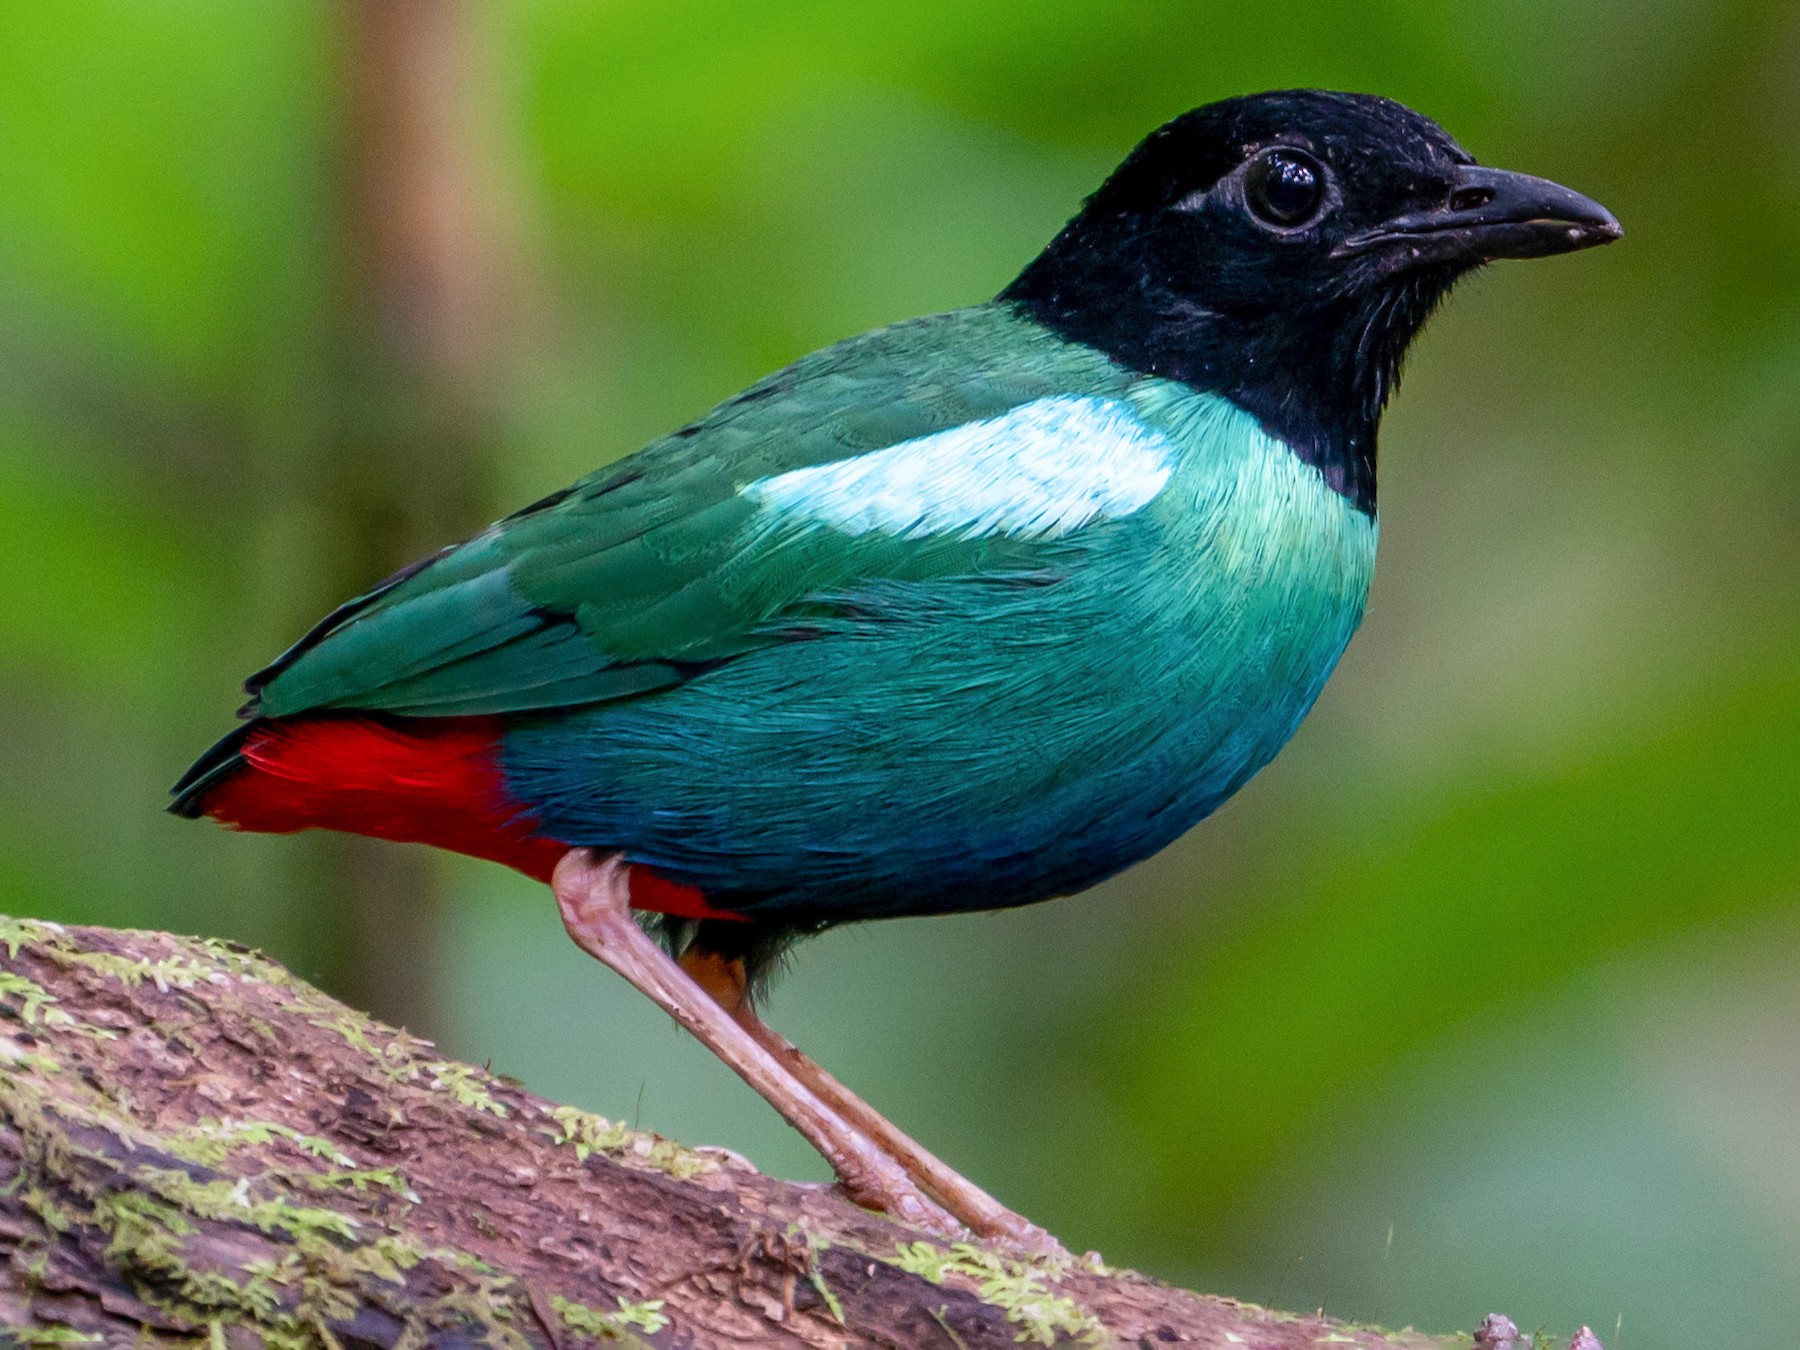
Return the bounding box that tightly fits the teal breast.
[504,359,1377,921]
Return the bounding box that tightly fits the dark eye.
[1244,148,1326,229]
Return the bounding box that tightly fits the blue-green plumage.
[173,90,1618,982]
[500,308,1375,920]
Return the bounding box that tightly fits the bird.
[172,90,1619,1244]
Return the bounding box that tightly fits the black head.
[1002,91,1620,514]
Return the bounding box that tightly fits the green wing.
[248,306,1124,721]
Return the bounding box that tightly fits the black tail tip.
[168,722,258,819]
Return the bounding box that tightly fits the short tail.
[166,712,565,880]
[164,713,733,920]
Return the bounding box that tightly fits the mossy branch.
[0,915,1526,1348]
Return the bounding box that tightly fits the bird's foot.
[825,1156,963,1235]
[681,948,1065,1254]
[551,849,963,1238]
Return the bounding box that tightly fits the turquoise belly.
[503,387,1377,920]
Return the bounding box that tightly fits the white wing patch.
[742,395,1175,540]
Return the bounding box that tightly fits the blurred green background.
[1,1,1795,1344]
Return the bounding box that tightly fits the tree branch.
[0,915,1523,1347]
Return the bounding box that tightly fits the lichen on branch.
[0,915,1472,1347]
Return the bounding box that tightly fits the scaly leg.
[680,951,1061,1251]
[551,849,960,1236]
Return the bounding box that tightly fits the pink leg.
[679,951,1061,1250]
[551,849,960,1236]
[746,1009,1060,1249]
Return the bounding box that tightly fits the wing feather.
[247,308,1130,722]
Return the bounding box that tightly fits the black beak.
[1336,164,1622,267]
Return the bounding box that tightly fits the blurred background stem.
[307,0,523,1028]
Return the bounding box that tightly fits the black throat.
[1001,233,1456,518]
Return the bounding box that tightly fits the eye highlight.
[1244,148,1327,230]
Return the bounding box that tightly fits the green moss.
[235,1257,303,1319]
[0,1038,64,1076]
[127,1169,363,1244]
[419,1060,508,1117]
[799,1232,846,1326]
[303,1166,419,1202]
[66,949,220,994]
[1,917,291,1006]
[552,1292,669,1344]
[305,1010,391,1062]
[74,1149,509,1338]
[889,1241,1107,1347]
[195,937,296,987]
[345,1234,424,1283]
[100,1187,196,1260]
[0,970,71,1027]
[0,926,556,1347]
[6,1328,104,1345]
[167,1118,357,1169]
[548,1104,630,1160]
[0,914,56,958]
[546,1104,713,1180]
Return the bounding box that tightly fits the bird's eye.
[1243,148,1326,230]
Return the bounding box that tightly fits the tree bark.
[0,915,1498,1348]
